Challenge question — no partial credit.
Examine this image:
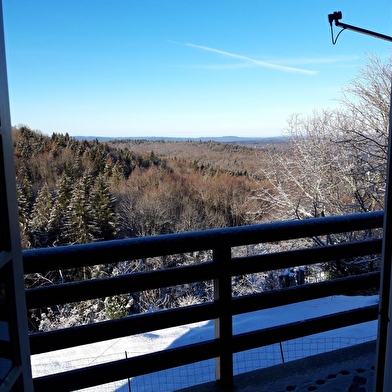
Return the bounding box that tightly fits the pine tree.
[18,164,33,208]
[64,173,97,245]
[56,173,72,210]
[44,173,74,246]
[104,294,129,319]
[110,162,124,185]
[16,183,31,249]
[29,183,53,247]
[91,175,118,240]
[17,126,34,159]
[46,199,65,246]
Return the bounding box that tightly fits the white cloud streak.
[184,43,318,75]
[270,55,360,65]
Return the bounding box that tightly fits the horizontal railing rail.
[23,211,383,273]
[28,272,380,355]
[23,211,384,391]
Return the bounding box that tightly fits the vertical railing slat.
[213,246,233,387]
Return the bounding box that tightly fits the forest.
[15,54,389,331]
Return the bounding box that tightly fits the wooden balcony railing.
[22,211,384,391]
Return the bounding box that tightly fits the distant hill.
[73,135,287,145]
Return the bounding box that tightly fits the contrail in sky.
[184,43,318,75]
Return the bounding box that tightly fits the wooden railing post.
[213,246,233,387]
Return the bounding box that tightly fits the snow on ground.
[30,295,379,392]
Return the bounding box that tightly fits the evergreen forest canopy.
[14,53,389,331]
[14,126,266,250]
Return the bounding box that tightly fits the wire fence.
[31,335,377,392]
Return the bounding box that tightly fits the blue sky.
[2,1,392,138]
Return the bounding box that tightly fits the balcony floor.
[178,341,376,392]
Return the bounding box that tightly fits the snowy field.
[31,295,379,391]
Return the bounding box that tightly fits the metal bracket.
[328,11,392,44]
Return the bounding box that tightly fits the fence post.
[213,246,233,388]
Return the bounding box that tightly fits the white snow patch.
[31,295,379,391]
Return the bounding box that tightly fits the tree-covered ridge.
[13,126,263,251]
[108,137,270,179]
[13,126,164,188]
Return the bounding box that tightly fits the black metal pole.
[335,20,392,43]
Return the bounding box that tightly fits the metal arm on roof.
[328,11,392,44]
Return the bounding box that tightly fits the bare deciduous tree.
[252,54,389,279]
[256,54,390,224]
